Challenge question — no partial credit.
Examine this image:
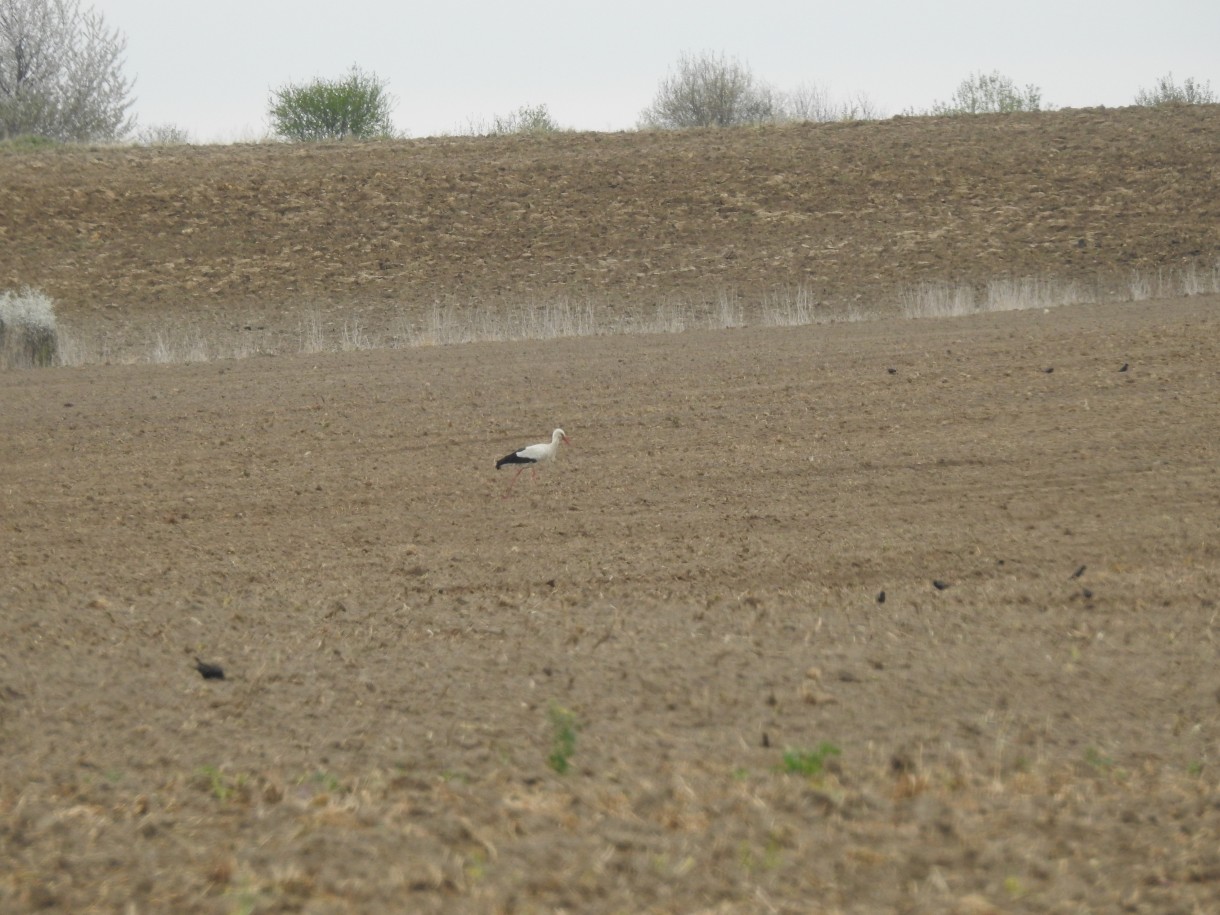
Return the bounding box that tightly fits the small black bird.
[877,590,886,603]
[887,367,897,375]
[1071,564,1087,579]
[194,658,225,680]
[932,580,950,591]
[1119,363,1129,373]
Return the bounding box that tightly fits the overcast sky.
[96,0,1220,142]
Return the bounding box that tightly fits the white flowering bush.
[0,286,59,368]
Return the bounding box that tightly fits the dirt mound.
[3,106,1219,340]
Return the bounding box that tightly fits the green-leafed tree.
[0,0,135,141]
[929,71,1045,115]
[268,66,395,141]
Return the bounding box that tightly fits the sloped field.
[2,105,1218,356]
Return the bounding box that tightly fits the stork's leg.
[503,465,527,498]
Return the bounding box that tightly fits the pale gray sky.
[96,0,1220,141]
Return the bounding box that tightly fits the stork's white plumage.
[496,428,570,496]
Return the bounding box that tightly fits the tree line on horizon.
[1,0,1217,144]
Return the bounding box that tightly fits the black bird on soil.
[194,658,225,680]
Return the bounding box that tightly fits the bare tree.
[0,0,134,141]
[640,51,778,129]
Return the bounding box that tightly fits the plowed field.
[2,107,1219,914]
[4,105,1219,355]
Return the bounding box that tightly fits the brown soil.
[3,106,1219,353]
[2,108,1220,914]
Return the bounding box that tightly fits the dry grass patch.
[14,263,1220,367]
[2,753,1214,913]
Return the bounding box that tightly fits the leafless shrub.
[134,123,191,146]
[1134,73,1216,107]
[488,104,561,136]
[779,84,885,123]
[640,51,779,129]
[926,71,1045,116]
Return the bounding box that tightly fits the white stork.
[496,428,570,496]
